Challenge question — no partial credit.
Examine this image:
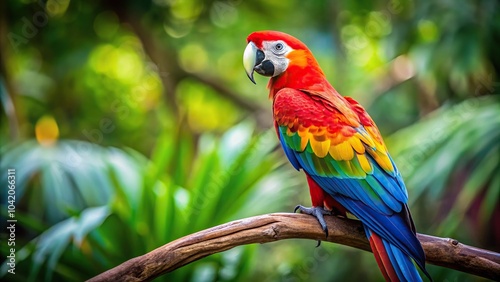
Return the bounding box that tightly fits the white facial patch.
[262,40,292,77]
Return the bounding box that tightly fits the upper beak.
[243,42,264,84]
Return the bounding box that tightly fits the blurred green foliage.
[1,0,498,281]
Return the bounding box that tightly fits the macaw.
[243,30,431,282]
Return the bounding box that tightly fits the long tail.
[365,226,425,282]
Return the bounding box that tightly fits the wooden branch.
[88,213,500,282]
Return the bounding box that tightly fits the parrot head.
[243,30,321,84]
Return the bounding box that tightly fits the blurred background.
[1,0,499,281]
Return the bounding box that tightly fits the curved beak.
[243,42,264,84]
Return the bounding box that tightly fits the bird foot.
[294,205,332,241]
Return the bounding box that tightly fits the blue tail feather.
[383,236,423,282]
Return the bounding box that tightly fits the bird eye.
[275,43,284,51]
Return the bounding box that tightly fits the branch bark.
[88,213,500,282]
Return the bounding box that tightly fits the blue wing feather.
[277,127,301,171]
[277,127,428,275]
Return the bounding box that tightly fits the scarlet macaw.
[243,30,431,281]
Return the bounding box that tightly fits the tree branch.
[88,213,500,282]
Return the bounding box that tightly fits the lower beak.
[243,42,264,84]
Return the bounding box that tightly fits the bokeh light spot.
[35,115,59,146]
[170,0,203,21]
[179,44,208,73]
[176,79,239,132]
[46,0,70,17]
[342,25,369,51]
[418,20,439,42]
[210,1,239,28]
[163,21,193,38]
[392,55,415,81]
[94,11,120,39]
